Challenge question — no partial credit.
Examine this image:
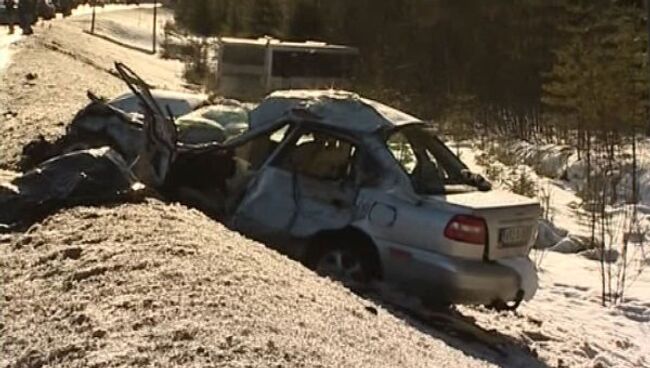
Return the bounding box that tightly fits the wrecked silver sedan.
[6,63,541,308]
[208,90,540,308]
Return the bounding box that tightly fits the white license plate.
[500,226,530,247]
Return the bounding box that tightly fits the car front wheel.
[308,244,376,289]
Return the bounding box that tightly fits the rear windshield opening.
[386,125,480,195]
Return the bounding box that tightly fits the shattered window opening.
[234,123,290,171]
[387,125,472,195]
[274,129,359,182]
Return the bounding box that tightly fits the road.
[0,4,163,73]
[68,5,172,52]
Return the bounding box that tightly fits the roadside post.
[152,0,157,54]
[90,2,96,34]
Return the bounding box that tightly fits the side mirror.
[475,174,492,191]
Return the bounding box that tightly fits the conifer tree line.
[172,0,648,143]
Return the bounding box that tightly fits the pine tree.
[543,0,647,137]
[174,0,216,37]
[287,0,324,41]
[249,0,284,38]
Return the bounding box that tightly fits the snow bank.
[506,139,650,207]
[510,141,575,180]
[462,139,650,253]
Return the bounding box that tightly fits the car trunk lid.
[441,190,540,260]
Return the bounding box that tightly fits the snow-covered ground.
[461,250,650,368]
[0,33,21,72]
[458,139,649,251]
[454,141,650,368]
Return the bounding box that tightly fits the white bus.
[215,37,359,100]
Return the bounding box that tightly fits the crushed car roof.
[249,90,422,133]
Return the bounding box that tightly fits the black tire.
[306,238,379,288]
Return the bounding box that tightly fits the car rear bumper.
[379,243,537,305]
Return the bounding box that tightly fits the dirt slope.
[0,202,491,367]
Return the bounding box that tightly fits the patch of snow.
[453,137,650,366]
[0,34,21,72]
[464,250,650,368]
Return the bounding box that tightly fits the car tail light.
[444,215,487,245]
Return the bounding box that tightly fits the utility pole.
[647,0,650,134]
[152,0,158,54]
[633,129,637,204]
[90,1,96,34]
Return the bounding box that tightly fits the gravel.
[0,202,492,367]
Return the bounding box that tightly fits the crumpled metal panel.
[0,148,139,229]
[232,168,355,239]
[70,102,145,162]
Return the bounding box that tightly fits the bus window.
[216,38,358,99]
[222,45,266,66]
[271,50,357,79]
